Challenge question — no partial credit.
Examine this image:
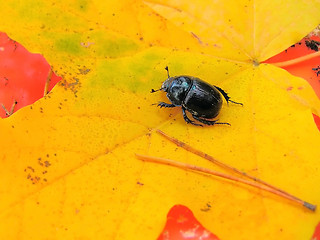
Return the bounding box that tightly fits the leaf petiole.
[271,51,320,68]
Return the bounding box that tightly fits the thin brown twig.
[10,100,17,115]
[155,129,316,211]
[1,100,17,116]
[135,154,314,210]
[1,104,10,116]
[44,66,53,97]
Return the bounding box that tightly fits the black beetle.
[151,67,242,126]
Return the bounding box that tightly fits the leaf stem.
[271,51,320,68]
[155,129,316,211]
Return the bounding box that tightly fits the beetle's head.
[150,77,174,93]
[164,76,193,105]
[150,66,174,93]
[161,77,175,92]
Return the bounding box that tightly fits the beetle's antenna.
[150,88,161,93]
[165,66,170,78]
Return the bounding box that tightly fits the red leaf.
[158,205,220,240]
[311,222,320,240]
[0,32,61,117]
[264,35,320,131]
[264,36,320,98]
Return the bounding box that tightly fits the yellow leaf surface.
[1,0,320,239]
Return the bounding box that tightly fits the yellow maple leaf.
[0,0,320,239]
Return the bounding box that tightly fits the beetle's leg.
[157,102,176,108]
[192,115,231,126]
[214,86,243,106]
[182,107,202,126]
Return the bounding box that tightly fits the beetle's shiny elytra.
[151,67,243,126]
